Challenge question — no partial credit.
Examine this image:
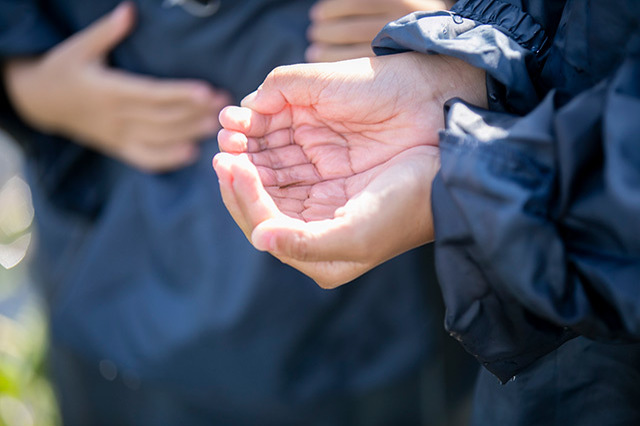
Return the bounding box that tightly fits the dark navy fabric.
[374,0,640,424]
[0,1,467,424]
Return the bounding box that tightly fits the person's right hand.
[3,2,231,172]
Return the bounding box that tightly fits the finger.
[310,0,448,21]
[310,0,390,21]
[119,141,199,172]
[63,2,136,61]
[108,71,226,108]
[307,16,390,45]
[306,43,374,63]
[226,154,284,232]
[251,215,361,262]
[240,62,330,113]
[218,127,294,154]
[218,129,249,153]
[129,119,219,147]
[122,104,222,145]
[219,106,292,138]
[213,153,256,240]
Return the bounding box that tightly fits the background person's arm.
[3,2,230,172]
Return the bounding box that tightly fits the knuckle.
[288,232,311,262]
[268,64,299,85]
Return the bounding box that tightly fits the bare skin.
[306,0,454,62]
[213,52,486,288]
[3,2,231,172]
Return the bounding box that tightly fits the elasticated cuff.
[372,1,552,113]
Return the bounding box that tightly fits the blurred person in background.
[0,0,474,425]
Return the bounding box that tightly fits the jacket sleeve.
[373,0,564,114]
[373,1,640,382]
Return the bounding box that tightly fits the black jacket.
[375,0,640,424]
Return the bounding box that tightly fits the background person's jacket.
[0,1,469,424]
[374,0,640,425]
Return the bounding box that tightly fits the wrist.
[3,56,63,134]
[429,54,487,109]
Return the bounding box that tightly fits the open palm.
[219,53,448,218]
[213,52,485,287]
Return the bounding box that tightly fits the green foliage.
[0,133,60,426]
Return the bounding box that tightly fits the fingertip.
[212,151,233,169]
[218,105,251,131]
[240,91,258,108]
[212,153,229,182]
[229,153,258,184]
[212,152,222,171]
[217,129,248,153]
[305,45,320,63]
[180,143,199,164]
[112,1,136,28]
[211,91,233,111]
[218,106,231,126]
[190,84,215,105]
[308,2,325,21]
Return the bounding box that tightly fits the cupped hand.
[213,53,486,287]
[3,2,231,172]
[306,0,453,62]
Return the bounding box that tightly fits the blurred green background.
[0,129,60,426]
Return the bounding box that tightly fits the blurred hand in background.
[3,2,231,173]
[306,0,453,62]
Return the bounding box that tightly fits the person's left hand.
[306,0,452,62]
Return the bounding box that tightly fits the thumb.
[241,62,323,113]
[251,216,361,262]
[64,2,136,61]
